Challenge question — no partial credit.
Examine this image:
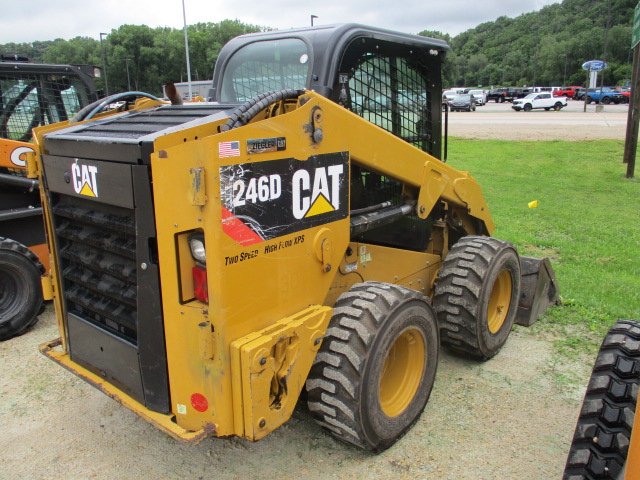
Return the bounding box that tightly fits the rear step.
[515,256,559,327]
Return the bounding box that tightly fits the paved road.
[447,99,629,140]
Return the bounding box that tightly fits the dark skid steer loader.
[0,57,101,340]
[33,24,558,452]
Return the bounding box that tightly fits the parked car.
[508,87,533,101]
[442,89,458,103]
[487,87,509,103]
[615,86,630,104]
[449,94,476,112]
[512,92,567,111]
[554,86,582,98]
[397,90,428,112]
[368,94,390,112]
[585,87,625,104]
[468,89,487,105]
[573,88,587,100]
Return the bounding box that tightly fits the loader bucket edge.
[515,256,560,327]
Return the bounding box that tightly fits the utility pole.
[623,1,640,178]
[124,58,132,91]
[182,0,193,100]
[99,32,109,96]
[623,44,639,178]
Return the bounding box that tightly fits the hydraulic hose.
[221,89,305,132]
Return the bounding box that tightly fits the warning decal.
[219,152,349,244]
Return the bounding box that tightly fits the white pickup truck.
[512,92,567,112]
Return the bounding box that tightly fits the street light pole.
[182,0,193,100]
[99,32,109,96]
[124,58,132,91]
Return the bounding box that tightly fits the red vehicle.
[615,87,630,104]
[553,86,582,98]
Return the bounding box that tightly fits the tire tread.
[434,236,519,359]
[306,282,435,451]
[563,319,640,480]
[0,236,45,340]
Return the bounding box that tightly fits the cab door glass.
[220,38,310,102]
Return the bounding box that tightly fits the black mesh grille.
[0,73,92,142]
[53,195,138,344]
[342,55,432,150]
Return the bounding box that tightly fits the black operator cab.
[210,23,449,159]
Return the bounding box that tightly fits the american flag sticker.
[218,141,240,158]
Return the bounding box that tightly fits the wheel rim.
[487,269,512,334]
[379,327,425,417]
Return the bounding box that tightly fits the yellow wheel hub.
[379,328,425,417]
[487,270,512,334]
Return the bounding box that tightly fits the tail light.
[192,265,209,303]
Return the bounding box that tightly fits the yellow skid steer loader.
[34,24,558,452]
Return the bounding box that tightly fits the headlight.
[188,233,206,264]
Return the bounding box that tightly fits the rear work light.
[192,265,209,303]
[188,233,206,264]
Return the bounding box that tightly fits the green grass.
[446,138,640,355]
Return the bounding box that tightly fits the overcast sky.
[1,0,560,44]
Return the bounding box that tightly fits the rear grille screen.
[53,195,138,344]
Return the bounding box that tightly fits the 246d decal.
[220,152,348,245]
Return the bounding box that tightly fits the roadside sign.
[632,1,640,48]
[582,60,607,71]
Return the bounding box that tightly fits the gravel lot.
[447,98,628,141]
[1,102,622,480]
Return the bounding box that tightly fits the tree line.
[0,0,636,96]
[0,20,261,96]
[422,0,635,88]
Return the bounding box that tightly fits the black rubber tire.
[545,107,551,111]
[433,236,521,360]
[523,104,532,112]
[602,96,612,105]
[555,102,563,111]
[306,282,439,452]
[0,237,44,340]
[563,319,640,480]
[587,96,593,104]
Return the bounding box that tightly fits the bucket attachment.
[515,256,559,327]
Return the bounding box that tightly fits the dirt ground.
[1,102,621,480]
[1,307,593,480]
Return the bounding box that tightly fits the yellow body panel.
[230,305,331,439]
[627,404,640,479]
[149,96,351,436]
[35,92,496,442]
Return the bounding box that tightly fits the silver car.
[449,94,476,112]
